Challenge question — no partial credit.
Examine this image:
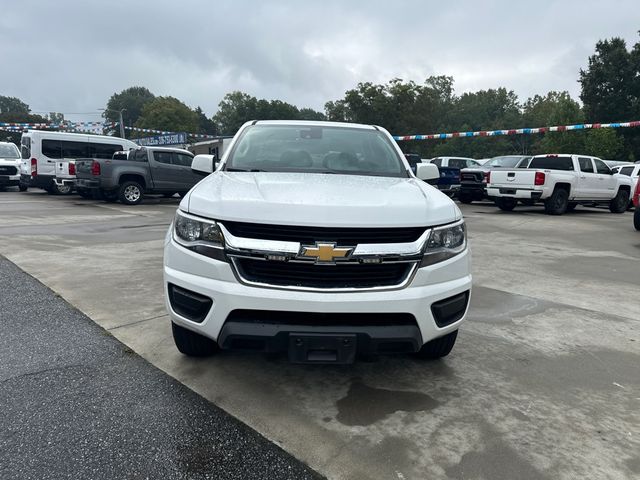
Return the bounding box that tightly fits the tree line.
[1,34,639,160]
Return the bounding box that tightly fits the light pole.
[99,108,126,138]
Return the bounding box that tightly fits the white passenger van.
[19,130,137,194]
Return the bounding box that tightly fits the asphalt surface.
[0,257,322,480]
[0,190,639,479]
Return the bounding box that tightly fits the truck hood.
[185,172,459,228]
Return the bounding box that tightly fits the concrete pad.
[1,191,638,480]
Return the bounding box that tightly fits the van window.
[21,137,31,159]
[61,141,89,158]
[528,156,574,171]
[90,142,124,159]
[430,158,442,167]
[42,139,62,159]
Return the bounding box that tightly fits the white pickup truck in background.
[487,154,632,215]
[613,163,640,209]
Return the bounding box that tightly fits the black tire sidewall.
[546,189,568,215]
[610,190,629,213]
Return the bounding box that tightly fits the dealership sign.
[135,132,187,146]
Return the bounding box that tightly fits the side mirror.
[416,163,439,182]
[191,154,215,176]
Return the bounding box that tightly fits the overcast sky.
[1,1,638,127]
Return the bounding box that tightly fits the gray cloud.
[1,0,638,126]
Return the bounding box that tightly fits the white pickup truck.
[487,154,632,215]
[163,120,472,364]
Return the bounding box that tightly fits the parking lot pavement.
[0,257,322,480]
[1,190,639,480]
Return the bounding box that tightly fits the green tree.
[104,86,156,137]
[135,96,199,134]
[523,91,585,154]
[194,106,217,135]
[0,95,47,144]
[584,128,625,159]
[580,35,640,159]
[213,91,324,135]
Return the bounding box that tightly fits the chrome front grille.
[219,223,428,292]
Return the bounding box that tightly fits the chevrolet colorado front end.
[163,120,472,364]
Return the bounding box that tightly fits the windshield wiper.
[225,168,267,172]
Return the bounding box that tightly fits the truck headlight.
[174,210,223,247]
[421,220,466,266]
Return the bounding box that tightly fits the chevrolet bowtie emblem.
[300,243,352,263]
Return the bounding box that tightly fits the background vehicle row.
[487,154,632,215]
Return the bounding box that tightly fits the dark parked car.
[458,155,531,204]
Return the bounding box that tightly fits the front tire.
[634,208,640,231]
[172,322,219,357]
[544,188,569,215]
[495,197,517,211]
[415,330,458,359]
[19,183,28,192]
[609,189,629,213]
[118,181,144,205]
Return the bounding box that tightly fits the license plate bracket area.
[288,333,357,364]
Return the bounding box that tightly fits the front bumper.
[437,183,461,195]
[0,175,20,186]
[163,236,472,354]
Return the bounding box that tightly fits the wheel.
[495,197,517,211]
[634,209,640,231]
[415,330,458,359]
[18,183,28,192]
[51,182,72,195]
[172,322,218,357]
[118,181,144,205]
[544,188,569,215]
[163,192,177,198]
[609,189,629,213]
[566,202,577,212]
[458,192,473,204]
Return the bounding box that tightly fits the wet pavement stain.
[336,379,439,426]
[468,286,553,323]
[444,423,550,480]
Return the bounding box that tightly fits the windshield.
[225,125,408,178]
[487,156,525,168]
[0,143,20,159]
